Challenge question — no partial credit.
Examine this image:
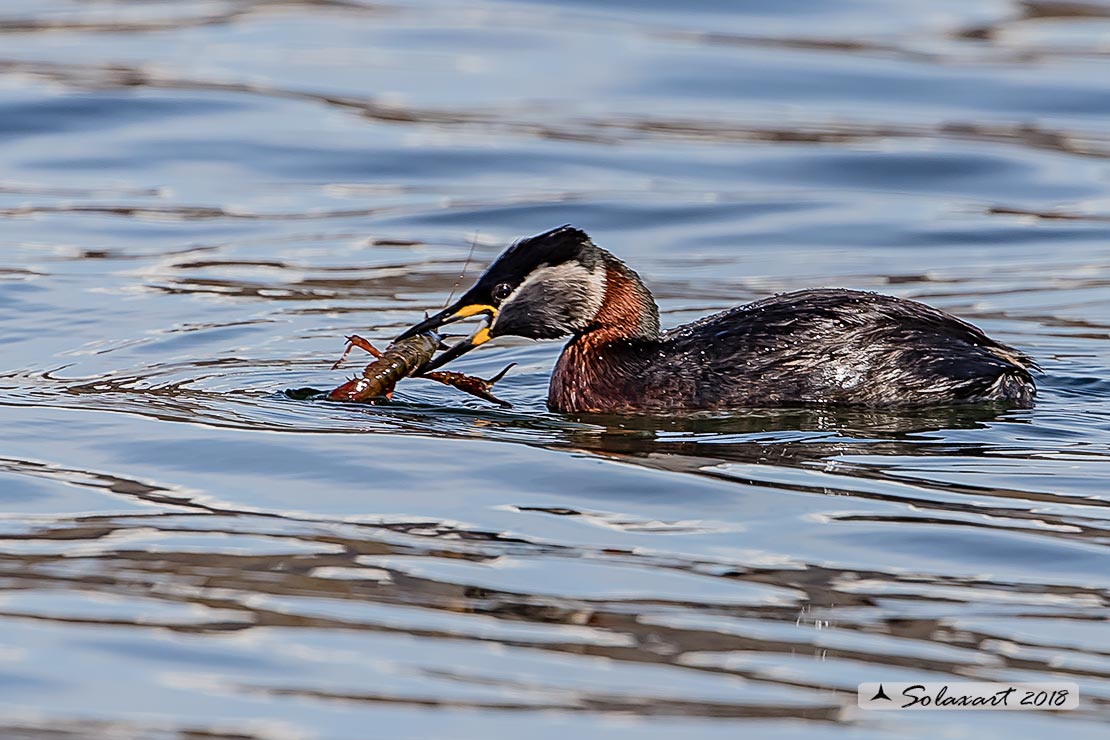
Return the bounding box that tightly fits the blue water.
[1,1,1109,738]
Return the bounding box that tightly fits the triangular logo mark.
[871,684,892,701]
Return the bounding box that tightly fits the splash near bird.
[395,225,1037,413]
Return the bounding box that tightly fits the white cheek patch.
[494,262,606,330]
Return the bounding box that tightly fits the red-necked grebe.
[398,225,1037,413]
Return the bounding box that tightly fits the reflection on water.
[1,0,1110,738]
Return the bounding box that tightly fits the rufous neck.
[587,256,660,341]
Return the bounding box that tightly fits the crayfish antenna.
[332,334,384,369]
[434,333,461,350]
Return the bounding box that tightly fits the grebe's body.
[400,226,1037,413]
[548,285,1035,413]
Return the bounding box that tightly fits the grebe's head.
[397,225,616,369]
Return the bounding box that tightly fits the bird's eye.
[492,282,513,304]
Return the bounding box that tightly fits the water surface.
[1,1,1109,738]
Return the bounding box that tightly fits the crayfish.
[326,330,513,407]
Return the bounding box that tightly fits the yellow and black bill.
[397,301,498,373]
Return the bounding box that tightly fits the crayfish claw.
[485,362,516,386]
[421,366,515,408]
[330,352,351,371]
[480,394,512,408]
